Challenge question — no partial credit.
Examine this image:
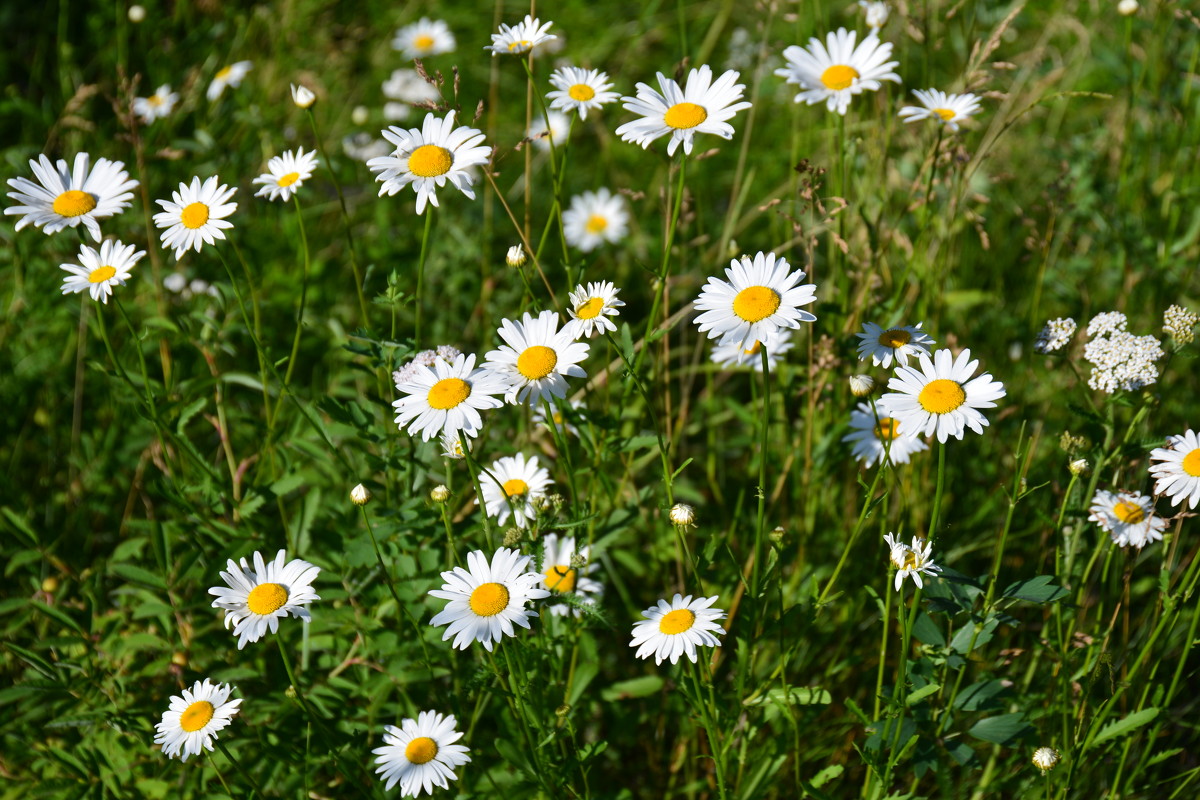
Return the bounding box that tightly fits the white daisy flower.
[532,398,584,437]
[391,353,508,442]
[616,65,751,156]
[485,15,556,56]
[884,533,941,591]
[1150,430,1200,509]
[898,89,983,132]
[693,251,817,350]
[382,69,441,105]
[5,153,138,242]
[208,549,320,649]
[881,348,1006,444]
[291,83,316,109]
[477,452,552,529]
[152,176,237,260]
[562,188,629,253]
[1088,489,1167,549]
[630,593,726,666]
[133,84,179,124]
[843,401,929,467]
[484,310,590,406]
[547,66,619,119]
[440,431,469,460]
[709,327,795,371]
[859,1,890,30]
[207,61,252,101]
[539,534,603,617]
[372,710,471,797]
[153,678,242,762]
[367,110,490,215]
[855,321,936,368]
[252,147,319,202]
[428,547,551,650]
[775,29,900,115]
[392,18,456,60]
[565,280,625,339]
[528,109,571,152]
[60,239,145,304]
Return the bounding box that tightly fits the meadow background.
[2,0,1199,798]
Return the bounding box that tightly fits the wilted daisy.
[776,29,900,115]
[208,549,320,649]
[533,398,584,437]
[855,321,935,368]
[565,280,624,339]
[6,153,138,241]
[373,710,471,797]
[1149,430,1200,509]
[694,251,817,350]
[477,453,552,529]
[133,84,179,124]
[616,65,751,156]
[252,148,318,202]
[392,353,508,441]
[60,239,145,304]
[528,110,571,152]
[710,327,795,371]
[562,188,629,253]
[153,679,242,762]
[484,310,590,405]
[428,547,550,650]
[392,17,456,60]
[883,533,941,590]
[207,61,252,101]
[547,66,619,119]
[630,593,726,666]
[897,89,982,132]
[485,14,556,56]
[540,534,602,617]
[367,110,490,215]
[882,348,1006,443]
[843,401,929,466]
[1034,317,1077,354]
[153,176,237,260]
[1088,489,1167,549]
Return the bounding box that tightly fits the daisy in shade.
[775,29,900,115]
[252,147,318,202]
[133,84,178,124]
[60,239,145,304]
[6,153,138,241]
[882,348,1006,443]
[392,352,508,441]
[153,176,237,260]
[208,549,320,649]
[630,593,726,666]
[547,66,619,119]
[373,710,471,797]
[485,15,556,56]
[207,61,252,101]
[1149,430,1200,509]
[710,327,794,371]
[616,65,751,156]
[528,110,571,152]
[843,401,929,466]
[153,679,242,762]
[562,188,629,253]
[532,398,584,437]
[883,534,941,590]
[855,321,936,368]
[565,280,624,339]
[484,310,590,405]
[539,534,602,617]
[1088,489,1168,549]
[367,110,490,215]
[392,18,456,60]
[478,453,552,529]
[428,547,550,651]
[694,251,817,350]
[898,89,983,132]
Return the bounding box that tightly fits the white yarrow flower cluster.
[1163,304,1198,344]
[1082,312,1164,393]
[1033,317,1077,354]
[393,346,464,387]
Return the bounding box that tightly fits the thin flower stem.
[283,193,311,388]
[927,440,947,541]
[687,660,731,800]
[750,344,773,611]
[461,439,495,549]
[634,154,687,376]
[214,739,264,799]
[414,208,434,344]
[542,397,578,505]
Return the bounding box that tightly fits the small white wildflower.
[669,504,696,528]
[849,374,875,397]
[1032,747,1060,773]
[1034,317,1077,353]
[350,484,371,506]
[506,244,526,268]
[1163,304,1198,345]
[291,84,316,109]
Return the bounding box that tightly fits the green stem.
[283,193,311,388]
[214,739,264,799]
[414,208,434,344]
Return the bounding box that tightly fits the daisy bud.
[41,576,59,594]
[506,244,526,268]
[171,651,188,667]
[669,503,696,528]
[1069,458,1089,476]
[1032,747,1060,773]
[1117,0,1138,15]
[351,105,369,125]
[430,485,450,503]
[291,83,316,109]
[128,4,146,22]
[350,483,371,506]
[849,374,875,397]
[555,704,571,718]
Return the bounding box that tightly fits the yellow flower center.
[179,700,215,733]
[88,266,117,284]
[901,550,920,570]
[503,479,529,497]
[507,40,532,52]
[215,66,233,81]
[408,144,453,178]
[879,329,911,349]
[543,565,577,593]
[821,65,859,91]
[148,94,164,107]
[585,214,608,234]
[663,102,708,130]
[414,35,435,52]
[516,345,558,380]
[659,608,696,635]
[405,736,438,764]
[917,379,966,415]
[576,297,604,319]
[246,582,289,615]
[180,202,210,230]
[875,417,900,440]
[1113,501,1145,524]
[277,172,300,188]
[568,83,596,101]
[744,341,762,356]
[469,582,510,616]
[732,286,781,323]
[934,108,956,121]
[52,190,97,218]
[427,377,471,410]
[1182,449,1200,477]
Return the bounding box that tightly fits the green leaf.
[600,675,664,701]
[953,680,1010,712]
[1002,575,1068,604]
[110,562,168,590]
[30,601,86,637]
[905,682,941,707]
[968,713,1032,745]
[744,687,832,707]
[1089,707,1158,749]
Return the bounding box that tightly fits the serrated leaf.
[1089,707,1158,749]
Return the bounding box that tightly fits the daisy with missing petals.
[616,65,751,156]
[428,547,551,651]
[252,148,318,202]
[392,353,508,441]
[133,84,179,124]
[710,327,795,371]
[855,321,936,368]
[392,18,456,60]
[843,401,929,466]
[1149,430,1200,509]
[60,239,145,304]
[485,15,556,56]
[373,710,471,797]
[6,153,138,241]
[367,111,490,215]
[209,549,320,649]
[630,594,726,666]
[484,310,590,405]
[882,348,1006,443]
[540,534,603,617]
[775,29,900,115]
[477,453,552,529]
[694,251,817,349]
[562,188,629,253]
[207,61,252,101]
[154,678,242,762]
[565,281,624,339]
[153,176,237,260]
[547,66,619,119]
[1088,489,1167,549]
[884,533,941,590]
[898,89,983,132]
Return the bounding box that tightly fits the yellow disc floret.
[414,35,435,52]
[1182,449,1200,477]
[543,565,577,593]
[469,582,510,616]
[179,701,215,733]
[934,108,956,121]
[879,329,912,349]
[569,84,596,102]
[584,214,608,234]
[1113,501,1146,524]
[503,479,529,497]
[575,297,604,320]
[821,65,859,91]
[277,172,300,188]
[180,202,210,230]
[732,286,782,323]
[917,379,966,415]
[405,736,439,764]
[659,608,696,635]
[516,345,558,380]
[875,417,900,440]
[427,377,471,410]
[408,144,454,178]
[88,266,117,284]
[53,190,97,218]
[663,102,708,130]
[246,582,289,615]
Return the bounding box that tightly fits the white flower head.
[373,711,470,796]
[153,679,242,762]
[1034,317,1077,354]
[290,83,316,109]
[1083,314,1163,393]
[547,66,619,119]
[393,18,456,60]
[859,1,890,29]
[1149,430,1200,509]
[1033,747,1060,773]
[565,280,625,339]
[539,534,603,617]
[367,111,490,215]
[505,244,526,268]
[1163,305,1198,344]
[6,153,139,242]
[60,239,145,304]
[775,28,900,115]
[1088,489,1167,549]
[152,176,237,260]
[207,61,252,101]
[897,89,982,132]
[134,84,179,124]
[710,327,795,371]
[884,533,941,590]
[616,65,751,156]
[694,251,817,350]
[855,321,935,368]
[428,547,551,650]
[882,348,1006,443]
[562,188,629,253]
[630,593,726,665]
[252,147,318,202]
[477,453,553,529]
[484,310,590,406]
[208,549,320,649]
[392,352,507,442]
[485,15,556,56]
[843,401,929,467]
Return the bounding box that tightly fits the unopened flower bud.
[1032,747,1060,772]
[291,83,316,109]
[41,576,59,594]
[849,374,875,397]
[430,485,450,503]
[128,4,146,22]
[171,651,188,667]
[1117,0,1138,15]
[1068,459,1089,476]
[669,503,696,528]
[506,244,526,268]
[350,483,371,506]
[502,528,523,547]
